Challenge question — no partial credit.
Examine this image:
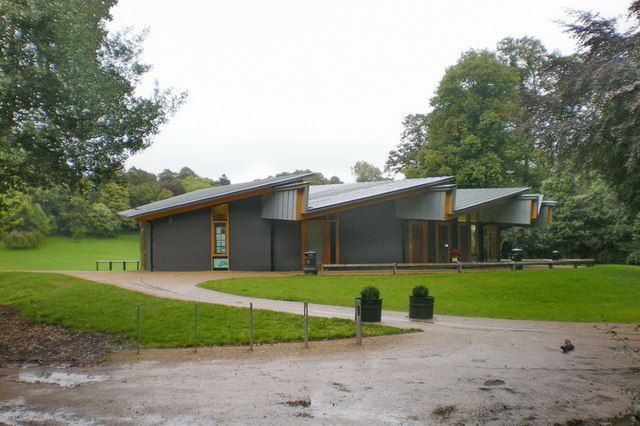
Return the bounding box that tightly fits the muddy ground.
[1,306,639,425]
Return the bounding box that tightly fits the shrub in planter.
[409,285,434,320]
[357,285,382,322]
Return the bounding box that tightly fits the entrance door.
[302,221,338,266]
[408,221,427,263]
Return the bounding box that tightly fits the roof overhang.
[302,177,454,219]
[120,173,316,222]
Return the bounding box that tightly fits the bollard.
[249,302,254,351]
[136,304,141,354]
[355,299,362,346]
[194,303,199,353]
[303,302,309,349]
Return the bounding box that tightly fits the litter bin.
[510,248,524,270]
[551,250,560,261]
[303,251,317,275]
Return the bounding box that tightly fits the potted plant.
[408,285,434,320]
[356,285,382,322]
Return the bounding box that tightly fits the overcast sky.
[109,0,631,184]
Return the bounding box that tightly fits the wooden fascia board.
[301,187,431,219]
[132,187,276,222]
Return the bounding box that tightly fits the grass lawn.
[0,234,139,270]
[199,265,640,322]
[0,272,407,348]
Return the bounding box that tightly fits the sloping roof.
[454,187,530,212]
[120,173,315,219]
[307,177,454,212]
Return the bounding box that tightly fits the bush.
[3,230,45,249]
[360,285,380,300]
[627,251,640,266]
[412,285,430,298]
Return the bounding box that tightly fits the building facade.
[120,174,554,271]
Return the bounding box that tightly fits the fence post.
[303,302,309,349]
[194,303,199,353]
[136,304,141,354]
[249,302,254,351]
[355,299,362,346]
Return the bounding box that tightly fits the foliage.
[0,272,406,348]
[411,285,430,298]
[84,203,122,237]
[534,2,640,213]
[385,114,427,176]
[0,0,185,191]
[351,161,388,182]
[200,265,640,322]
[2,191,51,236]
[359,285,381,300]
[3,230,45,249]
[504,173,635,262]
[275,170,343,185]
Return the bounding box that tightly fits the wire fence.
[132,301,364,353]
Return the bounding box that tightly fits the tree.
[393,50,523,187]
[385,114,427,177]
[536,1,640,213]
[351,161,388,182]
[0,0,185,191]
[496,37,553,190]
[181,175,214,192]
[1,191,51,248]
[275,170,343,185]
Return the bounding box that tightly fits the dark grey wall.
[272,221,301,271]
[229,196,272,271]
[339,201,405,263]
[150,208,211,271]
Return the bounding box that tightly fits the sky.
[108,0,631,184]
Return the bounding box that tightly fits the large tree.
[537,1,640,212]
[407,50,523,187]
[0,0,185,191]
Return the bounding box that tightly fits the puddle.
[0,398,98,425]
[17,371,109,388]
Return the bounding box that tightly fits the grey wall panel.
[480,199,532,225]
[150,208,211,271]
[229,196,272,271]
[272,221,301,271]
[532,205,551,229]
[262,190,296,220]
[339,201,404,263]
[396,191,446,220]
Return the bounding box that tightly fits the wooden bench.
[320,259,595,274]
[96,260,140,271]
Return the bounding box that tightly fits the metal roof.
[307,177,454,212]
[120,172,315,219]
[454,187,531,212]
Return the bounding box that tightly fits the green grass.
[0,234,139,270]
[0,272,407,348]
[199,265,640,322]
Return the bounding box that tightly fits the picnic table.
[95,260,139,271]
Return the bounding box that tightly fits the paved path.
[56,270,593,333]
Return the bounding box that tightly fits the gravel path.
[1,270,638,425]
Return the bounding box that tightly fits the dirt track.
[1,271,639,424]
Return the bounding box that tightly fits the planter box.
[408,296,434,320]
[356,298,382,322]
